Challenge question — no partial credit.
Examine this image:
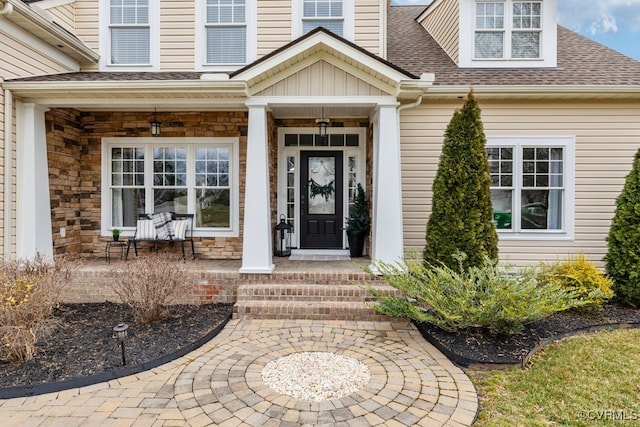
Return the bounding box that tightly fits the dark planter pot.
[113,235,120,242]
[347,230,367,258]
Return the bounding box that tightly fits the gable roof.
[388,5,640,87]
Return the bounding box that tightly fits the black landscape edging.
[415,320,640,369]
[0,313,232,399]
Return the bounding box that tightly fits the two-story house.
[1,0,639,274]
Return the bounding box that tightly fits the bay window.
[486,136,574,238]
[103,138,239,237]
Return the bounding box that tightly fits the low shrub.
[369,254,591,335]
[538,254,614,309]
[0,255,75,363]
[111,254,188,323]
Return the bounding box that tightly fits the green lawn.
[469,328,640,426]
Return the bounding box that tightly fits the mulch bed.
[415,304,640,368]
[0,302,233,395]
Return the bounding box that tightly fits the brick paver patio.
[0,319,478,426]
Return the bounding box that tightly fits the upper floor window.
[474,1,541,60]
[486,136,574,239]
[109,0,150,65]
[206,0,246,64]
[303,0,344,37]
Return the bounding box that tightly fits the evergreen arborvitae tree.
[605,147,640,307]
[423,91,498,271]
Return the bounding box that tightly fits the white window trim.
[487,135,574,241]
[459,0,557,68]
[99,0,160,71]
[195,0,257,71]
[276,127,366,249]
[101,137,240,238]
[292,0,355,41]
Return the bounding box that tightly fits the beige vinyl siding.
[256,60,384,96]
[354,0,381,56]
[160,1,196,70]
[0,29,75,76]
[400,99,640,267]
[0,90,4,251]
[75,0,99,71]
[45,3,76,34]
[257,1,292,58]
[419,0,459,64]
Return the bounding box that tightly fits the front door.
[300,151,343,248]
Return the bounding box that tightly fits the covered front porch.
[3,29,433,273]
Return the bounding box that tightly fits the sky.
[391,0,640,61]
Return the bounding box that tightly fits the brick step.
[232,300,394,321]
[235,283,400,303]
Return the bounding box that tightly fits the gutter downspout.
[3,88,12,259]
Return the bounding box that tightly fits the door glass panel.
[308,156,336,214]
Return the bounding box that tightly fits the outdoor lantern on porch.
[274,214,292,257]
[316,107,330,138]
[150,108,161,137]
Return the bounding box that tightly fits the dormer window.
[303,0,344,37]
[458,0,556,68]
[474,1,541,60]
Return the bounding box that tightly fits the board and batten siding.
[255,60,385,96]
[44,3,76,34]
[400,99,640,267]
[419,0,459,64]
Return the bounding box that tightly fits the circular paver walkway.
[0,320,478,426]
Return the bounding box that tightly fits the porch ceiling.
[269,105,373,119]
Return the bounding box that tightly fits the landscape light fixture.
[150,108,161,137]
[113,323,129,366]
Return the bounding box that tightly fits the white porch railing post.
[371,102,404,267]
[16,102,53,261]
[240,102,275,273]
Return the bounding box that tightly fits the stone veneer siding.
[46,109,373,260]
[47,109,249,259]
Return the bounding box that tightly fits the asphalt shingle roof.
[388,5,640,86]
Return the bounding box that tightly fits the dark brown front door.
[300,151,343,249]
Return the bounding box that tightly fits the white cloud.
[554,0,640,34]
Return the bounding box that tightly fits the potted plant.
[345,183,370,258]
[112,228,121,242]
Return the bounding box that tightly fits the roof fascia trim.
[2,79,249,94]
[4,0,99,63]
[233,29,415,85]
[247,52,399,97]
[415,0,445,23]
[426,85,640,99]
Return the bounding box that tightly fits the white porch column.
[16,102,53,260]
[240,102,275,273]
[371,102,403,266]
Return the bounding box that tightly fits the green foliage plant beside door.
[424,91,498,271]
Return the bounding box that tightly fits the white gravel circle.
[261,352,371,402]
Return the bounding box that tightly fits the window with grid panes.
[303,0,344,36]
[205,0,246,64]
[109,0,150,64]
[487,139,570,234]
